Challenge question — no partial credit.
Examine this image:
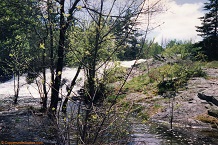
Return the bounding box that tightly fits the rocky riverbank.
[0,96,57,144]
[125,67,218,130]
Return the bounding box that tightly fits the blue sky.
[175,0,206,5]
[142,0,207,44]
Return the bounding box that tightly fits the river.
[0,59,146,99]
[1,59,218,144]
[128,119,218,145]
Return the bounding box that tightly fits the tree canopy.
[196,0,218,60]
[0,0,40,82]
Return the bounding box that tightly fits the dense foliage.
[162,40,200,60]
[125,60,206,95]
[0,0,36,81]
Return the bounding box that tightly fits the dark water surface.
[128,120,218,145]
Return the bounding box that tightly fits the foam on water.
[0,67,85,99]
[0,60,146,99]
[119,59,146,68]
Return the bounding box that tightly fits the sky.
[65,0,207,45]
[143,0,207,44]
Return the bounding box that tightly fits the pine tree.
[196,0,218,60]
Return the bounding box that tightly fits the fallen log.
[198,92,218,107]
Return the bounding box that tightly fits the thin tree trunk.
[62,65,82,113]
[49,0,81,115]
[14,72,20,104]
[170,97,174,130]
[13,73,16,102]
[81,106,91,142]
[48,0,55,97]
[49,33,65,114]
[42,43,47,110]
[76,100,81,144]
[82,1,104,142]
[49,0,66,114]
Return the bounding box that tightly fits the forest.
[0,0,218,144]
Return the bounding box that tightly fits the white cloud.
[138,0,204,44]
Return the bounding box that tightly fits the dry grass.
[196,114,218,128]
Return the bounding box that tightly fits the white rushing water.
[0,60,146,99]
[119,59,147,68]
[0,67,85,99]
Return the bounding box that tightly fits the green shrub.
[138,112,149,121]
[205,61,218,69]
[157,79,177,95]
[124,74,150,92]
[162,40,200,60]
[107,94,126,103]
[156,61,206,94]
[125,60,206,95]
[104,65,127,83]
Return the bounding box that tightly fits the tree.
[114,9,142,61]
[0,0,41,103]
[196,0,218,60]
[8,35,31,104]
[0,0,29,82]
[121,31,142,60]
[59,0,153,143]
[163,40,200,60]
[141,40,163,59]
[31,0,60,111]
[48,0,81,114]
[76,0,164,143]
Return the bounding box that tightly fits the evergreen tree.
[196,0,218,60]
[113,9,142,60]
